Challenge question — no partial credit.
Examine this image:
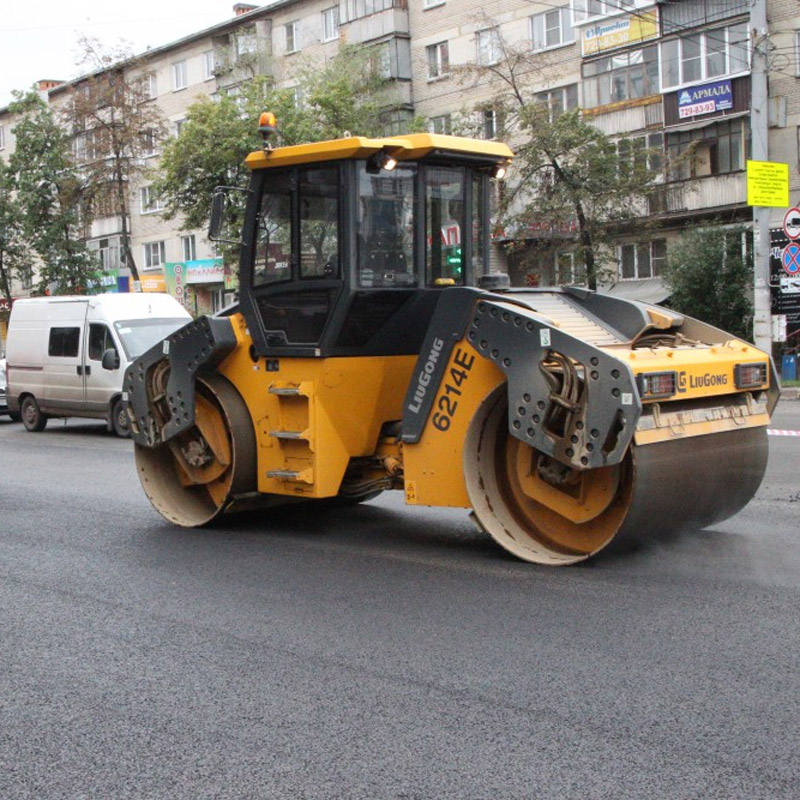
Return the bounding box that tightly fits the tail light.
[734,362,768,389]
[636,371,677,399]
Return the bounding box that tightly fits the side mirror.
[102,348,120,371]
[209,189,227,241]
[208,185,250,245]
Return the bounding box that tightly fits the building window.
[483,109,497,139]
[172,60,187,91]
[140,129,159,157]
[426,41,450,80]
[666,119,748,181]
[582,46,658,108]
[175,118,186,137]
[661,23,749,90]
[236,28,258,58]
[340,0,396,22]
[618,132,663,176]
[322,7,340,42]
[424,0,445,8]
[88,237,121,270]
[531,7,575,52]
[429,114,452,134]
[140,186,164,214]
[285,21,299,53]
[144,73,158,99]
[203,51,215,80]
[182,234,197,262]
[796,32,800,77]
[0,124,4,150]
[534,84,579,121]
[144,241,166,269]
[619,239,666,280]
[556,251,586,286]
[288,86,304,108]
[573,0,635,24]
[477,28,502,66]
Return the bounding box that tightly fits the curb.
[779,387,799,401]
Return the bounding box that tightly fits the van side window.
[88,323,117,361]
[48,327,80,358]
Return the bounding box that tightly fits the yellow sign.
[582,10,658,56]
[747,160,790,208]
[140,275,167,293]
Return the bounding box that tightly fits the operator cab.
[231,124,513,358]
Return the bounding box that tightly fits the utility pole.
[750,0,772,353]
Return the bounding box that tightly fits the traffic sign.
[782,242,800,275]
[783,207,800,240]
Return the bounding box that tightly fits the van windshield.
[114,317,190,359]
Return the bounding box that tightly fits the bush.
[662,225,753,341]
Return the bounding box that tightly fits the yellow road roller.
[124,124,779,564]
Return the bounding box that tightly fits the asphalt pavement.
[1,402,798,799]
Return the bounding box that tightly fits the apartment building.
[1,0,799,337]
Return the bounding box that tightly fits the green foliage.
[7,91,97,295]
[155,45,392,235]
[0,160,32,304]
[662,225,753,341]
[455,40,659,289]
[61,36,168,281]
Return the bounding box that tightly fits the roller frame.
[124,315,238,447]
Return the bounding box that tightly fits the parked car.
[4,293,191,435]
[0,357,20,420]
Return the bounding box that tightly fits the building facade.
[1,0,799,342]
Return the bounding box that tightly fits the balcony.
[649,172,746,216]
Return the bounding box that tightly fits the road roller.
[124,122,779,564]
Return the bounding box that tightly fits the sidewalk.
[780,386,799,401]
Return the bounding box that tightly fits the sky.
[1,1,246,108]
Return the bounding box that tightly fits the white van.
[5,293,191,436]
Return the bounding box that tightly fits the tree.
[0,160,32,305]
[454,29,660,289]
[661,224,753,341]
[155,45,398,235]
[61,36,167,282]
[8,91,97,295]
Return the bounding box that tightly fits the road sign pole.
[751,0,771,354]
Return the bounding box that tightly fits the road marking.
[767,429,800,437]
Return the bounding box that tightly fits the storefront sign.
[677,80,733,119]
[186,258,225,285]
[140,274,167,293]
[582,10,658,56]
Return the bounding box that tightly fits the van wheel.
[21,396,47,432]
[112,399,131,438]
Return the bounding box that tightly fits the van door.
[84,322,122,412]
[43,321,87,412]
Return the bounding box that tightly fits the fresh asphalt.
[1,401,799,799]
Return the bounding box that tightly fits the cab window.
[299,167,339,279]
[357,163,416,288]
[253,172,292,287]
[425,166,466,286]
[88,323,117,361]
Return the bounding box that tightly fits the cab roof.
[244,133,514,170]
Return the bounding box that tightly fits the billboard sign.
[677,79,733,119]
[581,10,658,56]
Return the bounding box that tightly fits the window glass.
[88,324,116,361]
[48,327,80,358]
[425,167,466,286]
[254,172,293,286]
[299,167,339,279]
[472,174,485,278]
[357,164,416,288]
